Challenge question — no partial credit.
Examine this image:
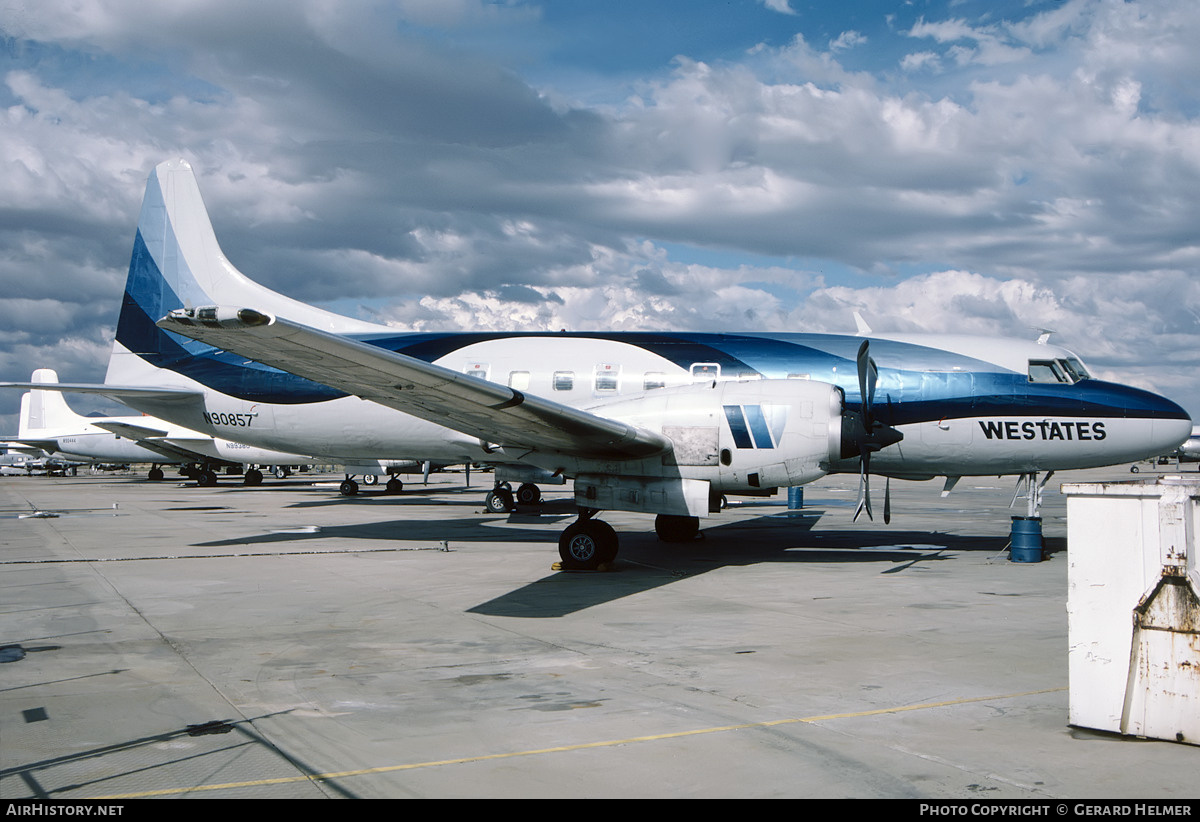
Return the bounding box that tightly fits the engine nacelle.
[581,378,845,496]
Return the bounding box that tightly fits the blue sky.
[2,0,1200,433]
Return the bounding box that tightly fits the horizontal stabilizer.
[8,438,59,453]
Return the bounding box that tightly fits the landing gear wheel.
[273,466,288,479]
[386,477,403,494]
[516,482,541,506]
[485,488,515,513]
[339,479,359,496]
[243,469,263,486]
[558,520,618,570]
[655,514,700,543]
[147,467,164,482]
[197,470,219,487]
[1130,465,1140,473]
[363,473,379,486]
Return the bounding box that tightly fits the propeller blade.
[856,340,878,418]
[853,453,873,522]
[849,340,902,525]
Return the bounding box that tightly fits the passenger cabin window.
[465,362,489,380]
[553,371,575,391]
[738,371,762,381]
[508,371,530,390]
[594,364,619,392]
[787,373,811,380]
[643,372,666,390]
[691,363,720,382]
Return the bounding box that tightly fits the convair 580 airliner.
[7,160,1190,568]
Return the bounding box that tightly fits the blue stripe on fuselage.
[115,241,1188,421]
[117,231,345,404]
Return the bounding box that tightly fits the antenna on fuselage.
[853,311,872,336]
[1034,327,1055,345]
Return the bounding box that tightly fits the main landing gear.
[339,474,405,496]
[193,466,220,487]
[654,514,700,543]
[558,509,618,570]
[554,512,702,571]
[483,482,541,513]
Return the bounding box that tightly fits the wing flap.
[157,307,671,461]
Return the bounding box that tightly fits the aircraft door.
[918,371,975,467]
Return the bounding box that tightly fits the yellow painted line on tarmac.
[91,686,1066,799]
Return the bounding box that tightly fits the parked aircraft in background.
[1176,426,1200,461]
[1130,424,1200,473]
[12,369,314,486]
[6,160,1191,567]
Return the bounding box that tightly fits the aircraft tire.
[148,467,164,481]
[273,466,288,479]
[386,477,403,494]
[655,514,700,543]
[244,469,263,486]
[485,488,515,513]
[197,470,219,487]
[339,479,359,496]
[363,473,378,485]
[516,483,540,506]
[559,520,618,570]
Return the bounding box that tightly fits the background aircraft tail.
[106,159,379,388]
[19,369,85,436]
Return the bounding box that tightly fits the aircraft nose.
[1152,411,1193,454]
[1138,390,1192,454]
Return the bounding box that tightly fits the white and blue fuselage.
[96,159,1190,486]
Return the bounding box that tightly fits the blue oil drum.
[1010,516,1044,563]
[787,486,804,509]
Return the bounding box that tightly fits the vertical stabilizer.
[20,369,84,435]
[107,159,381,388]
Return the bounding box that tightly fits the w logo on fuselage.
[723,404,788,449]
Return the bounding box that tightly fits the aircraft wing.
[89,421,219,464]
[157,307,672,461]
[0,382,201,403]
[93,421,170,440]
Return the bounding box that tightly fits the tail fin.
[19,369,85,436]
[107,159,379,386]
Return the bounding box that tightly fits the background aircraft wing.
[90,421,220,463]
[0,382,201,403]
[93,421,170,440]
[158,307,672,461]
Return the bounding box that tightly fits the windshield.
[1028,358,1091,384]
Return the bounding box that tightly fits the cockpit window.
[1029,358,1091,384]
[1028,360,1067,383]
[1062,357,1090,381]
